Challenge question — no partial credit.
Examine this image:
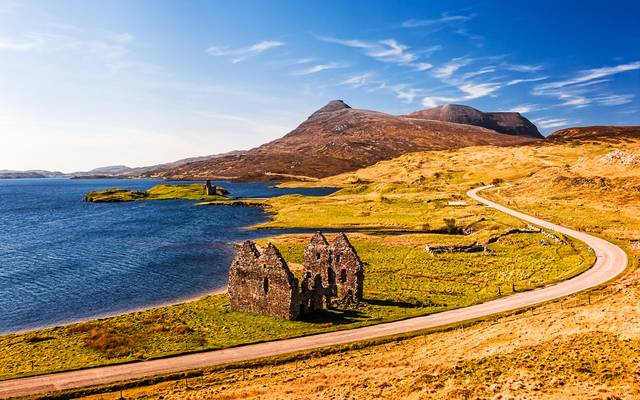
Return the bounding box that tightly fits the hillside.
[70,132,640,400]
[141,100,537,181]
[0,169,66,179]
[546,125,640,142]
[407,103,543,139]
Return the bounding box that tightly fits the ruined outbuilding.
[228,241,300,320]
[228,232,364,320]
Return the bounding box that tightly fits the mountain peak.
[408,104,543,139]
[309,100,352,119]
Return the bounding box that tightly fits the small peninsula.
[84,181,230,203]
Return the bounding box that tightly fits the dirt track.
[0,185,628,399]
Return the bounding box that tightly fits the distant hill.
[407,104,543,139]
[0,170,67,179]
[546,126,640,142]
[141,100,537,181]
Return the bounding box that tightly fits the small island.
[84,180,230,203]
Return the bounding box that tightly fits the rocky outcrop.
[407,104,543,139]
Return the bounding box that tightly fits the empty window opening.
[328,267,336,285]
[340,269,347,283]
[263,277,269,293]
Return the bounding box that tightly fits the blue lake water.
[0,179,335,334]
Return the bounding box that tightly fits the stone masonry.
[228,232,364,320]
[228,241,301,320]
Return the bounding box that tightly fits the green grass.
[0,231,594,380]
[83,184,229,203]
[256,190,526,234]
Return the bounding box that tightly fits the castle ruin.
[203,180,229,196]
[228,232,364,320]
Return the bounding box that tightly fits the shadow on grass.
[364,298,422,309]
[299,308,367,325]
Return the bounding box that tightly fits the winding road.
[0,186,628,399]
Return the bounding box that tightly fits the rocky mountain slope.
[407,104,543,139]
[141,100,537,181]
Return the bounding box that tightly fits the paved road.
[0,186,628,399]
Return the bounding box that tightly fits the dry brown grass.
[73,136,640,400]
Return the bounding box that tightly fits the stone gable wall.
[228,241,300,320]
[228,232,363,320]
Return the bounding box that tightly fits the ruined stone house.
[301,232,364,311]
[228,241,301,320]
[228,232,364,320]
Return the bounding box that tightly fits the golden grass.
[70,135,640,399]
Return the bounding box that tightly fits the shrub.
[84,327,134,358]
[491,178,504,185]
[171,324,193,335]
[24,335,55,343]
[444,218,457,234]
[67,322,98,333]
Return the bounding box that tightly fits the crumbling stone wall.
[302,232,364,310]
[330,233,364,304]
[302,233,334,310]
[228,241,300,320]
[228,232,364,320]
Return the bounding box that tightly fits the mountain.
[0,170,67,179]
[141,100,538,181]
[86,165,132,175]
[546,126,640,142]
[407,104,543,139]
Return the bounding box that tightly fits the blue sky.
[1,0,639,171]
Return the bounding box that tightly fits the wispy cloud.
[318,36,429,70]
[461,66,496,80]
[421,96,459,108]
[425,58,547,107]
[340,73,372,88]
[291,58,313,64]
[206,40,284,63]
[457,82,502,99]
[535,61,640,91]
[503,63,544,73]
[367,39,417,63]
[392,85,422,103]
[401,13,474,28]
[594,94,635,106]
[506,76,548,86]
[0,30,137,71]
[532,61,640,108]
[0,34,46,51]
[533,117,574,129]
[433,57,472,79]
[455,28,484,48]
[294,62,345,75]
[506,104,543,113]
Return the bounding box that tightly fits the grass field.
[5,136,634,392]
[64,135,640,400]
[83,183,229,202]
[0,230,592,380]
